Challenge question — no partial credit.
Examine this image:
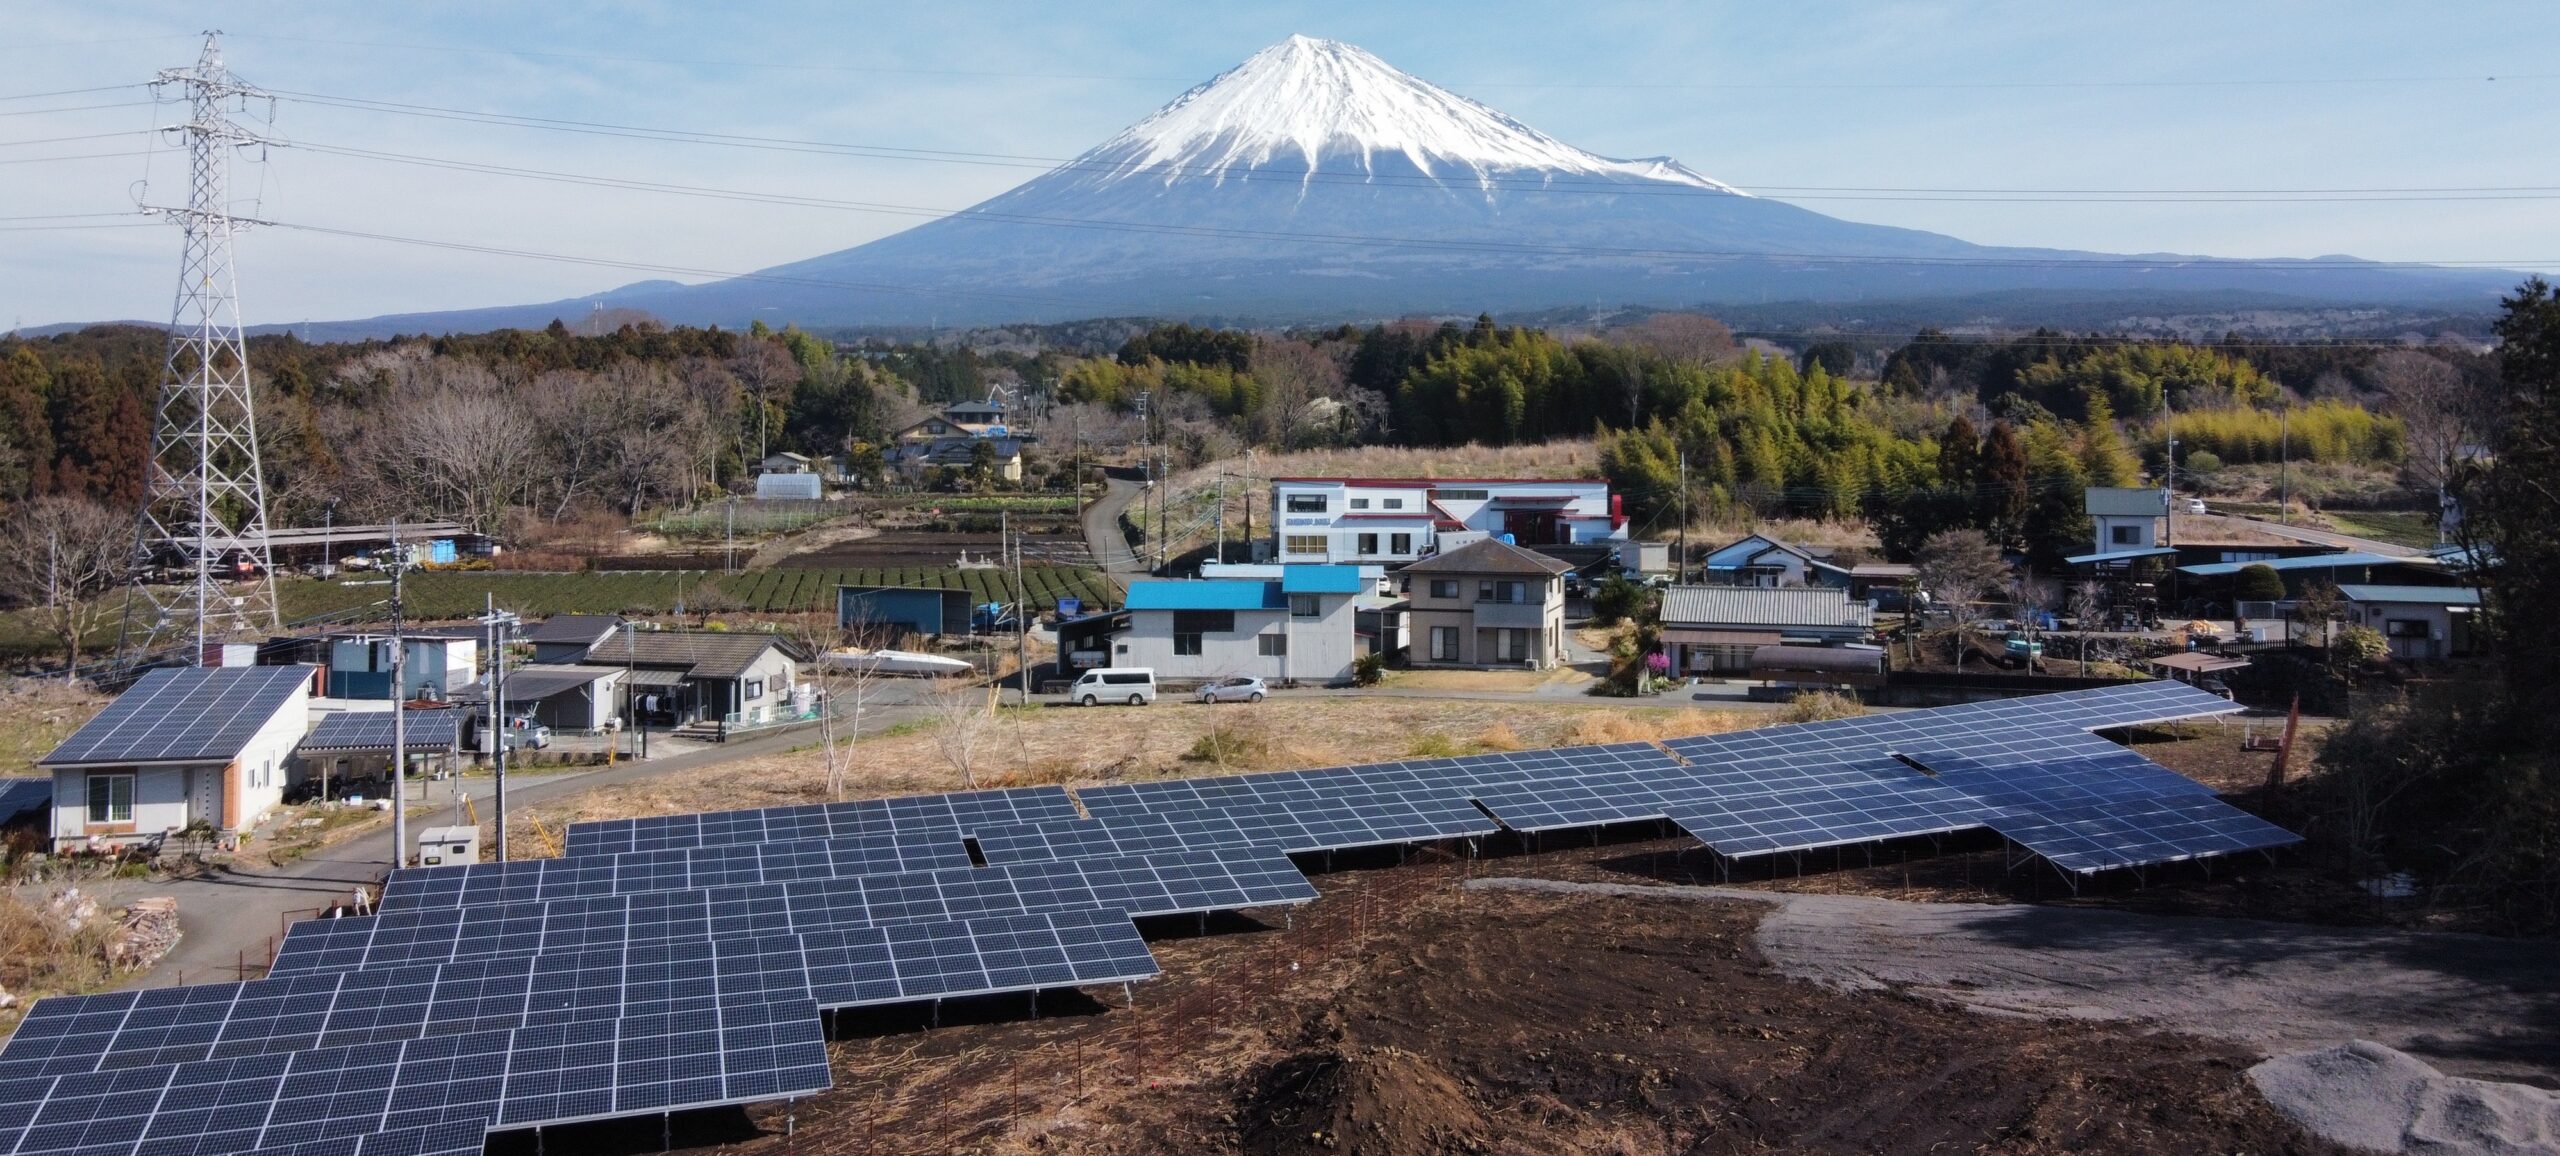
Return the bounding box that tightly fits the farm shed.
[840,586,974,636]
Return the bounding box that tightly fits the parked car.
[2181,496,2208,515]
[1070,667,1156,706]
[2197,677,2234,700]
[1197,676,1267,704]
[505,722,552,751]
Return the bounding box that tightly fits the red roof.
[1269,476,1609,486]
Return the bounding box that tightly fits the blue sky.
[4,1,2556,328]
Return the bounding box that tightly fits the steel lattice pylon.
[128,31,280,662]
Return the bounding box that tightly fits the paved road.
[1081,475,1150,577]
[93,687,937,989]
[2182,510,2426,557]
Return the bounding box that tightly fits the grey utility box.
[418,825,481,867]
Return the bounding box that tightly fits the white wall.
[1118,595,1358,684]
[1271,479,1623,563]
[729,647,803,723]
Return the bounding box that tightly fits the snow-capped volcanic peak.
[1086,35,1743,193]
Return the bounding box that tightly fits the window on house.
[1174,633,1203,656]
[2385,618,2431,639]
[2110,525,2140,546]
[1383,498,1404,509]
[1438,488,1489,501]
[1291,595,1321,618]
[87,772,133,824]
[744,678,765,699]
[1258,633,1288,656]
[1430,626,1460,662]
[1356,533,1379,555]
[1429,579,1459,599]
[1496,629,1530,662]
[1284,535,1328,556]
[1349,498,1370,509]
[1477,580,1527,603]
[1390,533,1411,555]
[1285,494,1329,513]
[1173,610,1235,633]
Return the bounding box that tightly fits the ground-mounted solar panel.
[0,778,52,826]
[1668,776,2000,859]
[279,848,1311,977]
[561,785,1080,859]
[1988,795,2303,874]
[378,829,975,911]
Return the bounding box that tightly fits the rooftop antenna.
[124,31,281,664]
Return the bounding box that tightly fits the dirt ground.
[593,868,2345,1156]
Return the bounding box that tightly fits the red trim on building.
[1268,476,1611,486]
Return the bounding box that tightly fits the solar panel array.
[0,778,51,826]
[38,665,313,766]
[0,682,2298,1156]
[297,710,463,755]
[376,830,975,911]
[283,848,1315,975]
[561,786,1081,858]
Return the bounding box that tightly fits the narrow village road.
[1081,475,1150,577]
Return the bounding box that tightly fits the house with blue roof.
[1115,565,1363,685]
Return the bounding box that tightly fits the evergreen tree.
[1978,420,2031,545]
[0,346,54,499]
[48,356,145,507]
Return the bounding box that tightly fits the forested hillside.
[0,309,2464,566]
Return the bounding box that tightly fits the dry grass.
[0,678,109,776]
[1677,515,1880,552]
[0,890,119,1036]
[1176,441,1601,491]
[508,698,1763,845]
[1773,691,1869,723]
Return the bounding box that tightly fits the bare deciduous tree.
[1915,528,2010,669]
[1605,312,1738,365]
[2,495,136,679]
[783,609,894,800]
[1247,339,1343,450]
[352,359,542,533]
[923,674,996,789]
[2374,351,2490,499]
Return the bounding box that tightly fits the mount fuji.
[331,35,2510,334]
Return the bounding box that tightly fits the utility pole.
[125,32,280,663]
[387,520,408,870]
[1214,470,1227,564]
[479,596,520,861]
[1009,510,1031,705]
[1677,451,1689,584]
[2279,406,2291,525]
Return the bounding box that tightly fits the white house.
[1114,566,1364,684]
[2339,584,2483,661]
[42,665,315,852]
[2087,487,2169,554]
[1701,534,1855,588]
[1267,477,1625,565]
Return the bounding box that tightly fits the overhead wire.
[262,89,2560,204]
[268,138,2560,270]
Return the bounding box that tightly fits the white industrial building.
[1266,477,1624,565]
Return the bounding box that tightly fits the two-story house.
[1268,477,1625,565]
[885,396,1031,483]
[1400,539,1571,669]
[1116,566,1364,684]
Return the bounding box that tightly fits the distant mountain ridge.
[275,35,2518,337]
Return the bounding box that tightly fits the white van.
[1071,667,1156,706]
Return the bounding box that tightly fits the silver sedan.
[1196,676,1268,704]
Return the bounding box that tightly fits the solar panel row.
[297,711,462,755]
[377,829,976,912]
[276,847,1314,976]
[561,785,1081,859]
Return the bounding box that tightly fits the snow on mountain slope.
[1071,34,1742,194]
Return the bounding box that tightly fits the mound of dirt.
[2250,1041,2560,1155]
[1240,1047,1492,1156]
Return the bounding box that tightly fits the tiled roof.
[581,631,803,680]
[1399,537,1573,577]
[1659,585,1874,630]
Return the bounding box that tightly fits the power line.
[260,142,2560,270]
[0,83,151,101]
[0,129,158,147]
[262,89,2560,204]
[0,99,160,117]
[215,34,2559,91]
[0,149,160,166]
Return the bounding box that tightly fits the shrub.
[1352,652,1386,687]
[2334,625,2389,667]
[1591,575,1652,627]
[1775,691,1868,723]
[2184,449,2224,474]
[2234,563,2286,603]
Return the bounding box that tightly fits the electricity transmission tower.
[127,32,281,662]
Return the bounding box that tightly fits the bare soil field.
[558,872,2346,1156]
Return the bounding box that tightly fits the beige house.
[886,398,1029,483]
[1401,538,1571,669]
